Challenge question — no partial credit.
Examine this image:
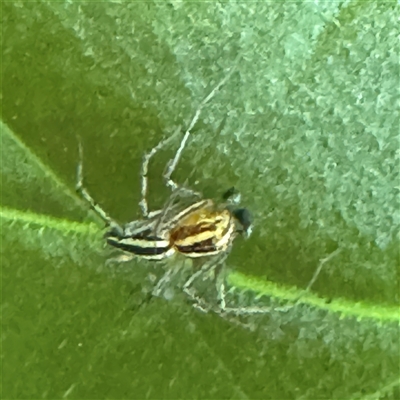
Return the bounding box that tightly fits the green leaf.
[3,2,399,399]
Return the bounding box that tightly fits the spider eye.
[222,187,241,205]
[222,187,237,199]
[232,208,252,238]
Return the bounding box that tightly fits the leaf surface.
[2,2,399,399]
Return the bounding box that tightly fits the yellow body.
[170,202,236,257]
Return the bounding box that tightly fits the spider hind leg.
[76,138,122,231]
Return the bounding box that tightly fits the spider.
[76,62,252,307]
[76,61,341,319]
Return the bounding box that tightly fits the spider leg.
[183,252,228,312]
[163,62,240,193]
[152,267,180,298]
[139,129,182,218]
[140,62,239,224]
[216,248,342,316]
[278,247,343,306]
[105,253,136,265]
[76,138,122,232]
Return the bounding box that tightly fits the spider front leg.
[164,62,239,191]
[140,60,240,219]
[138,124,202,220]
[214,248,343,316]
